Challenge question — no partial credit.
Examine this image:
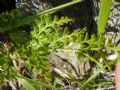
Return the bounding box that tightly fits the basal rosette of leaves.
[26,13,120,90]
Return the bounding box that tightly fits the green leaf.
[17,77,36,90]
[2,0,81,32]
[98,0,112,35]
[63,27,69,35]
[80,69,100,90]
[53,15,59,22]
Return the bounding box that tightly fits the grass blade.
[80,70,100,90]
[2,0,81,32]
[98,0,112,35]
[17,77,36,90]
